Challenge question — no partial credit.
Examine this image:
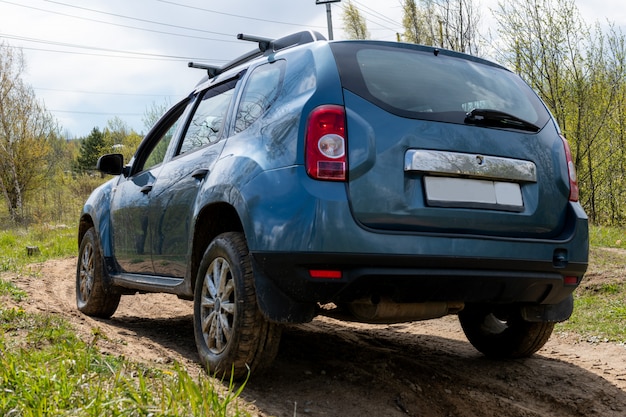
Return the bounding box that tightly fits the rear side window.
[178,80,236,155]
[234,60,285,134]
[330,42,550,129]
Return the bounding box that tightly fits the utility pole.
[316,0,341,40]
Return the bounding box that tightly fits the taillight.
[560,134,579,202]
[305,105,347,181]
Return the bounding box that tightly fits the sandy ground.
[3,256,626,417]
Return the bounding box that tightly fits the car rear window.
[330,42,550,129]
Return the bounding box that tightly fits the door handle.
[140,185,153,194]
[191,168,209,180]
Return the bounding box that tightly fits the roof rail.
[188,30,327,79]
[188,62,220,78]
[237,33,273,52]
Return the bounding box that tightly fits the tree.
[402,0,436,45]
[401,0,481,54]
[104,117,142,164]
[342,1,369,40]
[493,0,626,224]
[76,127,108,172]
[143,100,170,132]
[435,0,481,54]
[0,42,57,223]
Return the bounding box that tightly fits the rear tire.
[193,232,281,380]
[459,305,554,358]
[76,227,121,318]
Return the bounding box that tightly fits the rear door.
[331,42,571,238]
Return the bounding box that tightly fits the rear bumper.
[252,251,585,306]
[241,167,588,322]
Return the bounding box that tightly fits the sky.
[0,0,624,138]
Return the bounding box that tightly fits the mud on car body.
[77,31,588,379]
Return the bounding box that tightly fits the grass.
[588,224,626,249]
[0,224,76,274]
[554,224,626,343]
[0,279,27,302]
[561,286,626,343]
[0,211,250,416]
[0,307,249,417]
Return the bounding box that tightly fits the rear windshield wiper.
[465,108,541,132]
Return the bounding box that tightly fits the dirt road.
[5,257,626,417]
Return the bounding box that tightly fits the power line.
[50,109,145,116]
[157,0,327,29]
[0,33,228,62]
[0,0,241,43]
[7,45,207,62]
[338,1,402,32]
[336,1,403,40]
[351,0,403,28]
[34,87,179,98]
[38,0,234,38]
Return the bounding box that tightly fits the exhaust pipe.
[348,296,464,324]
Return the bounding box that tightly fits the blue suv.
[77,31,588,379]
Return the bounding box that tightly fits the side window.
[143,119,180,171]
[234,61,285,134]
[137,99,189,173]
[179,82,236,155]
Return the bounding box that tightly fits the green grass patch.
[0,224,76,273]
[589,224,626,248]
[558,282,626,343]
[0,307,249,417]
[0,279,27,302]
[557,236,626,343]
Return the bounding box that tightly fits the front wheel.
[76,227,121,318]
[193,232,281,380]
[459,305,554,358]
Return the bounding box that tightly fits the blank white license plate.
[424,176,523,210]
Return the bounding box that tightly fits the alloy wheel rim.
[79,242,95,302]
[200,257,236,354]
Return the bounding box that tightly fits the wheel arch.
[78,214,95,249]
[189,202,244,292]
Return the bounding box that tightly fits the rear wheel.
[76,227,121,318]
[459,305,554,358]
[193,232,281,379]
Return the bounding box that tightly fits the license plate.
[424,176,524,211]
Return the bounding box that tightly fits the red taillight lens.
[305,105,347,181]
[560,135,579,202]
[309,269,342,279]
[564,276,579,285]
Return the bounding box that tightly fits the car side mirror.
[96,153,125,175]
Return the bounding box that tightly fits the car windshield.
[330,42,550,130]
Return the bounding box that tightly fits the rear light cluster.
[305,105,347,181]
[560,134,579,202]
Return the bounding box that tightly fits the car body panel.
[80,34,589,326]
[109,168,159,274]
